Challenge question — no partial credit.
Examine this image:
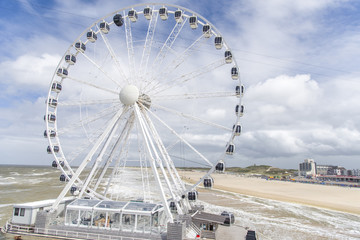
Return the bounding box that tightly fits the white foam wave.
[200,190,360,240]
[23,171,54,177]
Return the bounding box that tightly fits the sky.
[0,0,360,169]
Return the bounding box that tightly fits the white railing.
[5,222,151,240]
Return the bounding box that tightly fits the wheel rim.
[45,3,243,220]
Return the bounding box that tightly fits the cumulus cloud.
[1,53,60,87]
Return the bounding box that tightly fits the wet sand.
[179,170,360,215]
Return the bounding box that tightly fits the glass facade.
[65,199,164,233]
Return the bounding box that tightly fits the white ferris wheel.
[44,3,244,221]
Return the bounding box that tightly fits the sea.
[0,165,359,240]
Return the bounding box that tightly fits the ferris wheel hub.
[119,85,139,105]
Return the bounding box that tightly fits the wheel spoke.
[139,8,159,80]
[79,52,122,87]
[152,91,236,101]
[96,25,129,85]
[151,58,226,95]
[67,76,119,95]
[58,98,119,107]
[152,103,232,132]
[57,104,121,135]
[124,12,136,84]
[133,104,175,220]
[151,17,188,75]
[145,106,214,167]
[140,105,186,194]
[96,113,135,193]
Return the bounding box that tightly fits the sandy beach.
[179,170,360,215]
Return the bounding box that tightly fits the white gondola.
[56,67,68,78]
[203,24,211,38]
[169,202,177,213]
[187,191,198,201]
[231,66,239,80]
[52,160,64,168]
[75,41,86,53]
[189,16,198,29]
[174,9,183,23]
[59,174,66,182]
[203,176,213,188]
[113,14,124,26]
[99,21,110,33]
[225,50,232,63]
[128,9,138,22]
[44,113,56,123]
[215,160,225,173]
[159,7,168,20]
[48,98,58,108]
[143,7,152,20]
[214,36,223,49]
[65,54,76,65]
[51,160,57,168]
[44,129,56,138]
[86,30,97,42]
[51,82,62,93]
[235,104,244,117]
[221,211,235,225]
[233,123,242,136]
[235,85,244,97]
[70,186,79,195]
[226,142,235,155]
[60,174,71,182]
[47,145,59,154]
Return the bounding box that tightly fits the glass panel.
[96,200,127,211]
[69,199,100,207]
[20,208,25,217]
[125,202,157,212]
[14,208,19,216]
[122,214,135,231]
[66,209,79,226]
[137,215,151,232]
[79,210,92,227]
[108,212,121,229]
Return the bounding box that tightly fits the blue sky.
[1,0,360,169]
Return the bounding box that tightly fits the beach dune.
[179,171,360,215]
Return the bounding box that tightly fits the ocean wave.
[198,190,360,240]
[23,171,54,177]
[0,177,17,185]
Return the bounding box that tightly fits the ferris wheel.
[44,3,244,221]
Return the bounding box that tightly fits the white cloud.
[1,53,60,88]
[205,108,226,120]
[246,74,321,110]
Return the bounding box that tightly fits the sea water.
[0,165,359,240]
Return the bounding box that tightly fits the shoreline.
[179,170,360,215]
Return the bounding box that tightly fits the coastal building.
[316,165,332,175]
[347,169,360,176]
[325,166,346,176]
[299,159,316,177]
